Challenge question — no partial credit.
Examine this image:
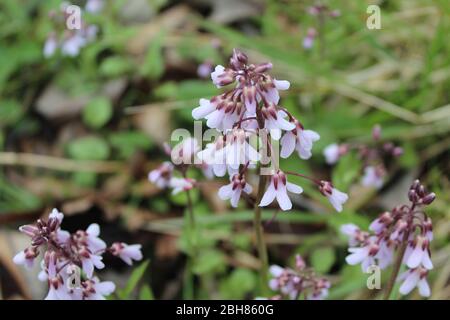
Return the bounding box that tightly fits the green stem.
[254,174,269,292]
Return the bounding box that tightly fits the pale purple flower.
[405,236,433,270]
[85,0,104,14]
[148,162,174,188]
[398,267,430,297]
[169,177,196,195]
[262,105,295,140]
[217,129,260,169]
[110,242,143,266]
[261,79,290,105]
[43,34,58,58]
[192,98,216,120]
[345,237,379,272]
[83,278,116,300]
[45,254,72,300]
[323,143,340,164]
[259,170,303,211]
[218,173,253,207]
[13,247,39,269]
[211,65,226,87]
[197,61,213,78]
[280,122,320,159]
[369,211,392,234]
[361,166,384,189]
[319,181,348,212]
[340,223,364,247]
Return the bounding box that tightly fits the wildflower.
[110,243,143,266]
[171,137,200,165]
[323,143,341,164]
[85,0,104,14]
[218,173,253,207]
[280,120,320,159]
[268,255,330,300]
[259,170,303,211]
[361,166,384,189]
[342,180,435,298]
[148,162,174,188]
[398,267,430,297]
[319,181,348,212]
[197,60,213,79]
[261,104,295,140]
[13,208,142,300]
[169,177,196,195]
[43,33,58,58]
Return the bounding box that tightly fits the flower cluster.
[267,255,330,300]
[182,49,348,212]
[13,208,143,300]
[341,180,435,297]
[324,125,403,189]
[43,1,102,58]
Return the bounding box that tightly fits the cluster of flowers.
[303,3,340,50]
[341,180,435,297]
[266,255,330,300]
[149,49,348,213]
[323,125,403,189]
[13,209,143,300]
[43,0,103,58]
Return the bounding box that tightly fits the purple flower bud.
[422,192,436,205]
[392,147,403,157]
[408,189,419,203]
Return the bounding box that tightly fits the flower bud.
[422,192,436,205]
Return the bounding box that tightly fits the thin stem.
[186,189,196,231]
[383,204,415,300]
[285,170,321,185]
[254,173,269,292]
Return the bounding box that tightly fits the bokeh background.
[0,0,449,300]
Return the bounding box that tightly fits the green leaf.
[82,97,113,129]
[67,136,110,160]
[99,56,133,77]
[139,284,154,300]
[192,250,227,275]
[310,247,336,273]
[332,152,362,190]
[118,260,150,300]
[219,268,257,299]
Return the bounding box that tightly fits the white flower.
[375,240,394,269]
[61,34,85,57]
[169,177,195,195]
[110,243,143,266]
[262,79,290,105]
[398,267,430,297]
[148,162,174,188]
[85,0,104,14]
[340,223,362,247]
[320,181,348,212]
[218,174,253,207]
[83,278,116,300]
[77,224,106,278]
[345,238,378,272]
[280,123,320,159]
[404,236,433,270]
[13,248,38,269]
[323,143,340,164]
[259,170,303,211]
[192,98,216,120]
[262,105,295,140]
[43,35,58,58]
[45,255,72,300]
[216,129,260,170]
[211,65,226,87]
[361,166,384,189]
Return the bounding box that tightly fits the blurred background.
[0,0,448,300]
